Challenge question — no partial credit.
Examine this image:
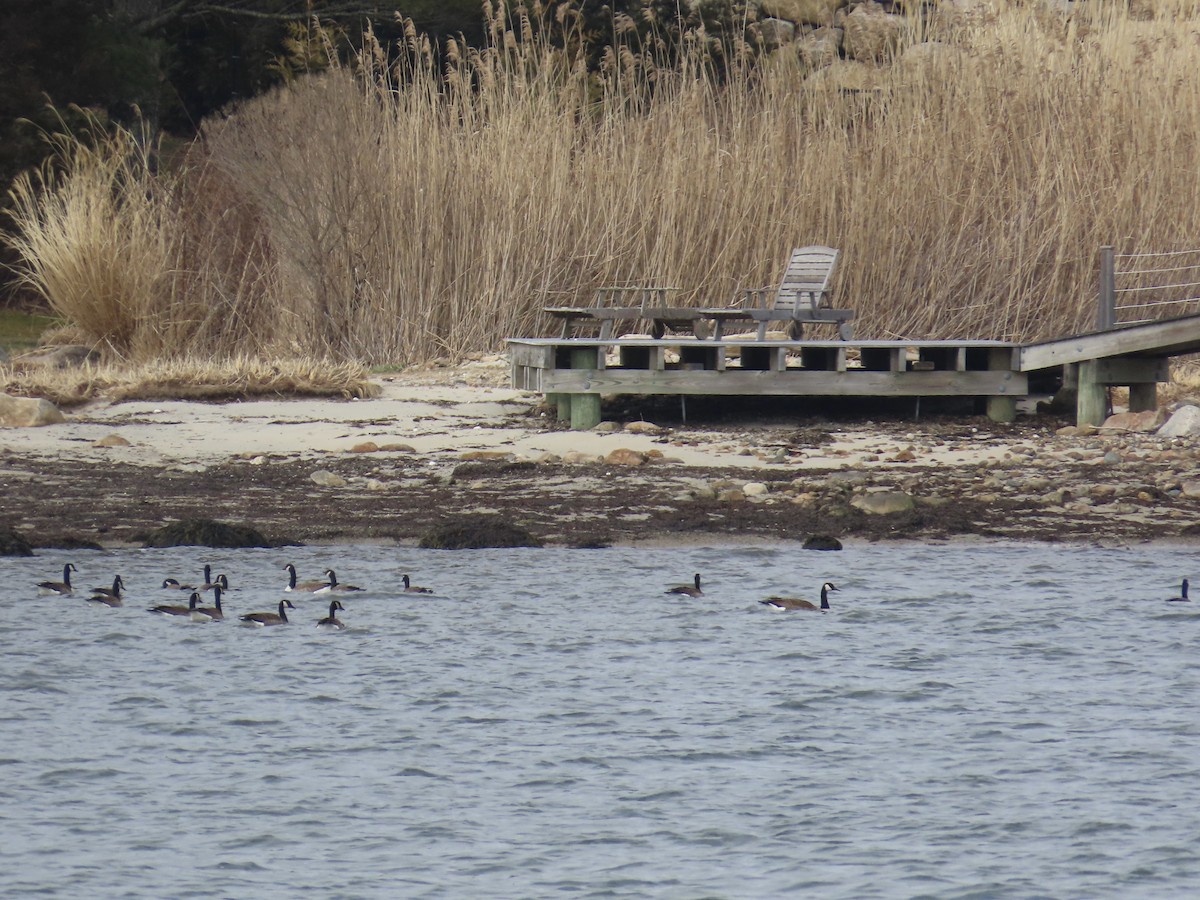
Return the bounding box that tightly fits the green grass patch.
[0,308,60,355]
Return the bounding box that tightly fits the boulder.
[842,2,905,62]
[806,60,881,92]
[930,0,1002,29]
[0,395,66,427]
[759,17,796,51]
[1158,405,1200,438]
[0,524,34,556]
[797,26,843,69]
[605,448,647,466]
[418,517,542,549]
[94,433,131,447]
[1100,409,1166,433]
[310,469,347,487]
[761,0,844,26]
[623,420,664,436]
[850,491,915,514]
[803,534,843,550]
[142,518,272,548]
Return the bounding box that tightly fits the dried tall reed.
[5,117,277,363]
[8,1,1200,365]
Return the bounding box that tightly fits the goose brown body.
[318,569,364,593]
[316,600,346,630]
[240,599,295,626]
[283,564,329,593]
[38,563,77,595]
[666,573,703,597]
[761,582,839,611]
[90,575,126,605]
[402,574,432,594]
[148,592,201,617]
[191,585,225,621]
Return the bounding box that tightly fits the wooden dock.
[510,336,1027,429]
[509,313,1200,429]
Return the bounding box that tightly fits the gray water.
[3,540,1200,899]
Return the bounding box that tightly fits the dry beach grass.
[6,2,1200,368]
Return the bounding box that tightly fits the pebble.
[310,470,347,487]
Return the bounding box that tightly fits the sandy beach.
[2,355,1198,548]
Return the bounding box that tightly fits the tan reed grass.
[8,1,1200,368]
[1,355,378,406]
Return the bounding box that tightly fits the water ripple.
[4,541,1200,897]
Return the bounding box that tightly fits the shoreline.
[2,357,1199,550]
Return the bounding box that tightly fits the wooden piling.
[1128,382,1158,413]
[1076,360,1108,426]
[985,348,1017,423]
[568,346,602,430]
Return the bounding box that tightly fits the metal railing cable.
[1098,245,1200,328]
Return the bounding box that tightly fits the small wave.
[617,789,686,803]
[38,767,123,785]
[396,767,442,778]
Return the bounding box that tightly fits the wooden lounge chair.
[742,245,854,340]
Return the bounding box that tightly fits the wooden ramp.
[1018,313,1200,426]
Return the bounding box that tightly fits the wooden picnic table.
[543,286,853,340]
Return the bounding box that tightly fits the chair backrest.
[774,245,839,311]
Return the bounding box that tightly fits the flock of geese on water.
[34,562,438,631]
[34,563,847,619]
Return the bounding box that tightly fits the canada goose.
[402,574,433,594]
[148,591,201,617]
[90,575,125,602]
[283,563,330,593]
[316,600,346,631]
[666,573,703,597]
[161,578,195,591]
[38,563,77,596]
[318,569,364,593]
[761,582,839,611]
[240,599,296,627]
[191,585,225,622]
[1168,578,1190,602]
[199,573,229,593]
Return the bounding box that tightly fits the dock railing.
[1098,244,1200,329]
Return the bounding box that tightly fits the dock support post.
[552,393,571,421]
[985,348,1017,423]
[1077,360,1108,426]
[568,347,601,430]
[986,395,1016,424]
[1128,382,1158,414]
